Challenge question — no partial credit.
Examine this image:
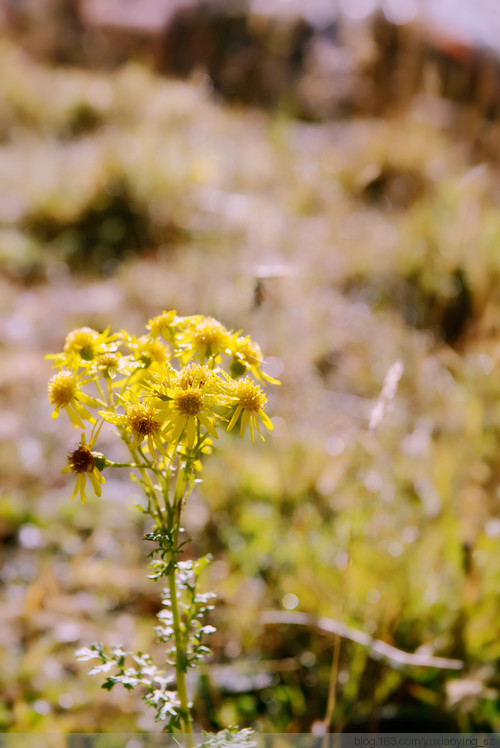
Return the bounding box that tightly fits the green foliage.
[153,558,217,669]
[75,555,216,731]
[76,643,183,728]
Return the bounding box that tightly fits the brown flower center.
[175,390,204,416]
[126,403,161,437]
[68,443,95,474]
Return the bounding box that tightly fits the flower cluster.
[47,312,278,503]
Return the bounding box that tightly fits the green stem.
[127,443,165,526]
[136,462,193,738]
[168,556,193,738]
[105,461,148,469]
[95,378,107,402]
[126,435,195,737]
[167,488,193,738]
[106,377,115,410]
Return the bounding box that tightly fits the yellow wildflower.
[229,334,280,384]
[150,364,233,448]
[177,316,231,365]
[62,424,105,504]
[48,371,100,428]
[227,377,273,444]
[132,335,170,369]
[47,326,118,369]
[147,310,178,340]
[89,351,129,379]
[100,397,168,461]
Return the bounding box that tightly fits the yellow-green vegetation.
[2,36,500,733]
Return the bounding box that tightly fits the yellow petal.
[78,474,86,504]
[89,470,103,498]
[153,432,167,457]
[65,406,85,429]
[261,372,281,386]
[259,410,273,430]
[78,391,101,408]
[186,417,196,448]
[240,410,249,439]
[98,410,124,425]
[254,416,265,441]
[147,434,155,458]
[199,413,219,440]
[73,400,96,424]
[171,416,187,443]
[248,415,255,445]
[227,405,242,433]
[89,419,104,447]
[70,478,80,501]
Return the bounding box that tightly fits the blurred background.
[3,0,500,734]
